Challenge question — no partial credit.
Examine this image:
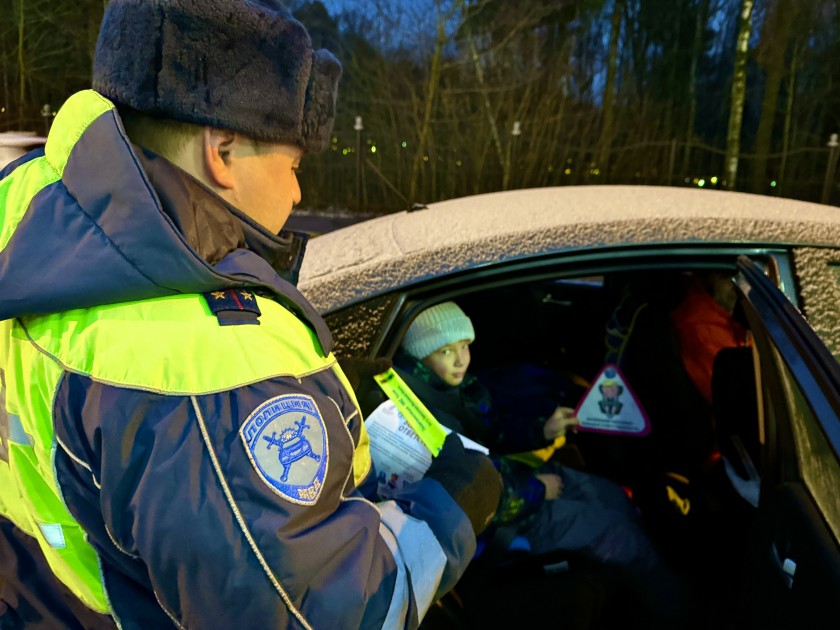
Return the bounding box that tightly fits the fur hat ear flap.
[301,49,342,154]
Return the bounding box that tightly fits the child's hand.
[536,473,564,500]
[543,406,580,441]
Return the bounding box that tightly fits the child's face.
[421,340,472,386]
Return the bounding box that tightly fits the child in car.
[393,301,693,627]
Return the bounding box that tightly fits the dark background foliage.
[2,0,838,210]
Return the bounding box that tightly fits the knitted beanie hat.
[402,302,475,360]
[93,0,341,153]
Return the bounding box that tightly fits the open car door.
[734,255,840,628]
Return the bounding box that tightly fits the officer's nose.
[292,172,302,206]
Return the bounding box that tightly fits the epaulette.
[202,289,261,326]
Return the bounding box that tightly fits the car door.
[734,255,840,628]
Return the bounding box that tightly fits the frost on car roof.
[298,185,840,313]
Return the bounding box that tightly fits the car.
[0,132,46,170]
[297,185,840,629]
[283,208,377,236]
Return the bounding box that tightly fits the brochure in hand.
[365,400,489,498]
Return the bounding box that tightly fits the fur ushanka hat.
[93,0,341,153]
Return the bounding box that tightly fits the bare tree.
[682,0,712,178]
[751,0,801,193]
[598,0,624,172]
[255,0,840,208]
[723,0,754,190]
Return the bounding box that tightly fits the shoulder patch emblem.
[240,394,329,505]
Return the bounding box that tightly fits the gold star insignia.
[211,291,226,300]
[240,291,253,301]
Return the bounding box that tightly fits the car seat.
[711,346,761,507]
[569,271,729,584]
[597,274,759,621]
[579,272,716,491]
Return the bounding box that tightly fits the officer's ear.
[203,127,237,189]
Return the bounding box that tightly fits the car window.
[325,293,402,359]
[767,332,840,541]
[738,254,840,540]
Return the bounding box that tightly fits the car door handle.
[772,543,797,589]
[541,293,572,306]
[782,558,797,582]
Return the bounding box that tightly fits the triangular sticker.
[574,364,651,436]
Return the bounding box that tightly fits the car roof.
[0,131,47,148]
[298,185,840,313]
[0,131,46,169]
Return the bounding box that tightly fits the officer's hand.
[424,433,502,536]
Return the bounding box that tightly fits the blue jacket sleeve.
[52,371,476,629]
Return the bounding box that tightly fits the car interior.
[323,249,840,628]
[397,261,768,629]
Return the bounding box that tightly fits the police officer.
[0,1,501,628]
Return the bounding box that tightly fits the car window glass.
[326,293,401,359]
[771,342,840,541]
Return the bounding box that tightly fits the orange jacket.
[670,279,748,407]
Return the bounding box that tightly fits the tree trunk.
[724,0,754,190]
[682,0,710,178]
[409,0,446,204]
[16,0,25,119]
[778,42,799,196]
[2,24,9,125]
[464,21,505,174]
[663,2,684,143]
[752,0,798,194]
[598,0,624,171]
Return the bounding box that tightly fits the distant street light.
[511,121,521,188]
[822,133,839,205]
[40,104,52,136]
[354,116,363,212]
